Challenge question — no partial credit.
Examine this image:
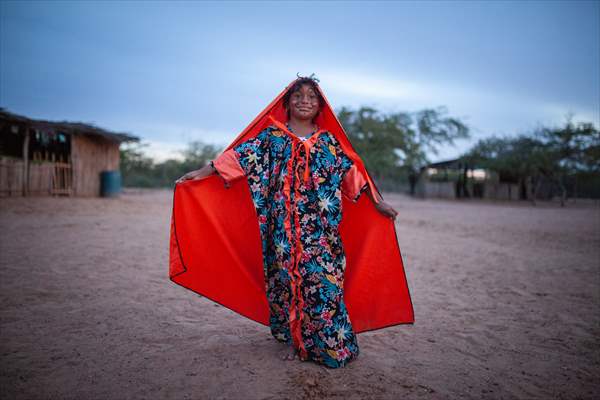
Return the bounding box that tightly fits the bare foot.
[280,345,298,361]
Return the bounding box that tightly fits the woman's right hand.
[175,163,215,184]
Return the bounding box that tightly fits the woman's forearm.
[367,185,383,203]
[176,162,216,184]
[196,162,216,179]
[366,185,397,219]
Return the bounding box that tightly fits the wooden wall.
[27,162,54,195]
[71,135,120,197]
[0,157,24,196]
[419,181,456,199]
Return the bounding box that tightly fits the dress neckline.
[286,122,318,140]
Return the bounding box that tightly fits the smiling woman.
[172,76,413,369]
[282,77,325,133]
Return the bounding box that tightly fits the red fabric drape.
[169,78,414,333]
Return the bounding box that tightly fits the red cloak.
[169,78,414,333]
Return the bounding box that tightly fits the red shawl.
[169,78,414,333]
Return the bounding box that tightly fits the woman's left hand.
[375,200,398,220]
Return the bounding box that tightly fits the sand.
[1,189,598,400]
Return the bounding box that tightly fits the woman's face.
[288,84,320,121]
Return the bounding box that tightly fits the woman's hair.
[282,76,326,120]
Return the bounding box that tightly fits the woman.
[176,78,398,218]
[176,76,399,368]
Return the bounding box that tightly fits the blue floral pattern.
[232,125,360,368]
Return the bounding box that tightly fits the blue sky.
[1,0,598,162]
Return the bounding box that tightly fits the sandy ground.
[1,188,599,400]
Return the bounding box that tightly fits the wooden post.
[22,129,30,196]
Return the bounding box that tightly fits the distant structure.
[0,108,139,197]
[416,158,521,200]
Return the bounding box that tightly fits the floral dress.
[213,123,368,368]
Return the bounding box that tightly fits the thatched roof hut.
[0,108,139,197]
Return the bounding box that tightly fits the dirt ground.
[1,189,598,400]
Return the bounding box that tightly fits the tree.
[533,115,600,204]
[178,140,221,173]
[337,106,469,194]
[462,135,546,202]
[119,141,156,187]
[461,116,599,205]
[119,140,222,188]
[538,114,600,172]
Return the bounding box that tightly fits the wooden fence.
[0,157,73,197]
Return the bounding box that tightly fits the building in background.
[416,158,521,201]
[0,109,139,197]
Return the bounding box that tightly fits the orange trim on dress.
[213,121,369,358]
[341,163,368,203]
[282,141,308,359]
[268,118,327,361]
[212,148,246,186]
[268,116,326,186]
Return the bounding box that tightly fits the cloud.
[139,140,187,163]
[315,68,599,134]
[126,65,600,163]
[115,119,233,162]
[324,72,433,103]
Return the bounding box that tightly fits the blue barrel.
[100,170,122,197]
